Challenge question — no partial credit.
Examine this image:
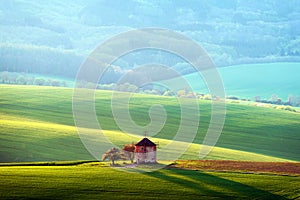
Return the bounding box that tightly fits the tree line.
[1,71,299,107]
[0,71,69,87]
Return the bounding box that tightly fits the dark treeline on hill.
[1,70,299,108]
[0,44,195,81]
[0,0,300,80]
[0,44,83,78]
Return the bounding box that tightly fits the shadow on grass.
[146,169,287,199]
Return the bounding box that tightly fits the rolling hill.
[0,84,299,162]
[164,62,300,101]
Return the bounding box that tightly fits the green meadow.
[1,84,299,199]
[0,163,299,199]
[0,84,299,162]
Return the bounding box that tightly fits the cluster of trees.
[254,94,300,107]
[274,105,297,112]
[97,82,208,99]
[2,70,299,108]
[0,71,68,87]
[1,0,300,82]
[102,144,135,166]
[0,44,83,79]
[227,94,300,107]
[78,0,300,67]
[31,76,300,108]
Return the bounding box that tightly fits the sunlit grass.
[0,165,299,199]
[1,84,300,162]
[1,112,292,162]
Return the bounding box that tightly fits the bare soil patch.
[167,160,300,176]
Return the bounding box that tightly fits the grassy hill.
[164,62,300,100]
[0,84,299,162]
[0,163,299,199]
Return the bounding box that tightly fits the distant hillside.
[164,62,300,101]
[1,0,300,78]
[1,62,299,105]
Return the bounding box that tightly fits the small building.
[135,137,156,164]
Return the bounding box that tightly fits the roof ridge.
[135,137,156,146]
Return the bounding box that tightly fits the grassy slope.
[0,164,299,199]
[0,84,300,162]
[218,62,300,99]
[166,62,300,100]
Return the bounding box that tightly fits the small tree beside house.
[102,147,125,166]
[122,144,135,163]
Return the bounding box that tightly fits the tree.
[202,94,212,100]
[102,148,124,165]
[122,144,135,163]
[16,75,26,85]
[177,89,186,97]
[33,78,45,86]
[254,96,261,102]
[270,94,279,103]
[163,90,174,96]
[0,71,9,83]
[52,79,66,87]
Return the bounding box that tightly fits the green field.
[1,84,299,199]
[165,62,300,100]
[0,163,299,199]
[0,84,299,162]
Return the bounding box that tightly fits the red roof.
[135,138,156,146]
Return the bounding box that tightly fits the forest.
[1,0,300,80]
